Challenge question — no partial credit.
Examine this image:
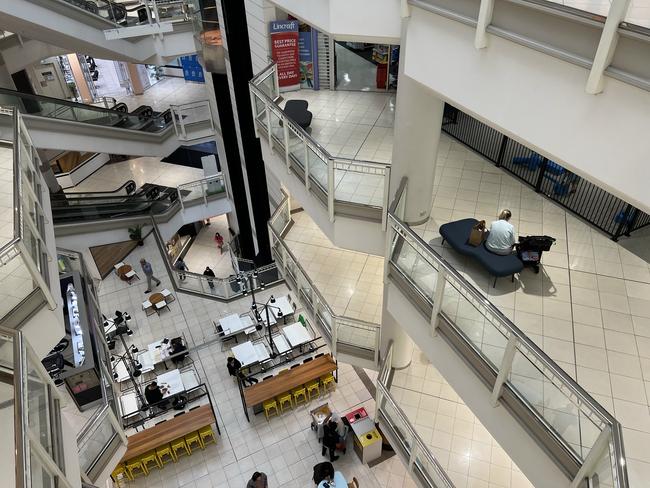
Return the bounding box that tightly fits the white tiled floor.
[404,133,650,485]
[284,211,384,325]
[181,215,234,279]
[64,156,204,194]
[94,235,411,488]
[115,76,210,113]
[390,345,534,488]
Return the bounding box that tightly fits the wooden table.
[117,264,132,279]
[243,354,336,406]
[120,405,215,462]
[149,293,165,305]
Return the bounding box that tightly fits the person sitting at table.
[321,421,341,461]
[169,337,188,365]
[226,356,241,377]
[144,381,167,407]
[313,462,347,487]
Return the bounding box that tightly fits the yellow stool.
[263,399,278,420]
[321,373,336,392]
[306,379,320,400]
[171,437,191,458]
[277,392,293,413]
[126,458,148,478]
[292,386,308,406]
[185,431,204,451]
[111,464,132,486]
[141,449,162,471]
[199,425,217,447]
[156,443,177,465]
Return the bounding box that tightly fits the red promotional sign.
[270,20,300,89]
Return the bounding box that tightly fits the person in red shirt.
[214,232,224,254]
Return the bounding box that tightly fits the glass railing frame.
[170,99,216,141]
[385,179,629,487]
[268,194,381,363]
[176,173,228,209]
[249,62,392,229]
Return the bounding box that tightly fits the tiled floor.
[284,211,384,325]
[181,214,234,279]
[64,156,204,194]
[548,0,650,27]
[405,133,650,485]
[390,345,534,488]
[94,235,412,488]
[115,76,209,113]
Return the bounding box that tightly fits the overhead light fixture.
[260,281,265,290]
[270,295,275,303]
[113,372,118,380]
[126,328,134,336]
[277,310,283,317]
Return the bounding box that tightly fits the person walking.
[174,258,188,281]
[246,472,268,488]
[203,266,216,289]
[140,258,161,293]
[214,232,224,254]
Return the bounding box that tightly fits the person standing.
[174,258,188,281]
[214,232,224,254]
[140,258,161,293]
[203,266,216,289]
[246,472,268,488]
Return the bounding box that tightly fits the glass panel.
[30,451,54,488]
[390,233,438,300]
[0,334,15,487]
[253,93,267,123]
[78,409,118,473]
[414,443,451,488]
[26,354,52,456]
[205,177,225,197]
[288,124,306,170]
[508,347,583,459]
[258,72,276,100]
[380,395,413,455]
[337,319,377,352]
[307,146,328,190]
[269,109,284,152]
[334,163,385,208]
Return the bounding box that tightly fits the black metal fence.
[442,105,650,240]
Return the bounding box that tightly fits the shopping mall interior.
[0,1,649,488]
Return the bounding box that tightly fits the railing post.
[382,166,390,231]
[250,89,260,139]
[331,316,338,357]
[534,157,549,193]
[327,158,335,222]
[283,119,290,168]
[490,334,518,406]
[202,180,208,206]
[495,134,508,167]
[430,268,446,335]
[570,426,612,488]
[304,141,310,188]
[266,103,273,148]
[177,188,184,211]
[612,203,634,241]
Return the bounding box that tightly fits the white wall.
[404,7,650,214]
[245,0,277,74]
[268,0,401,42]
[56,153,110,190]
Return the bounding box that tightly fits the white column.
[382,309,414,370]
[391,21,445,225]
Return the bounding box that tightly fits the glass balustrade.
[249,63,391,226]
[176,174,227,208]
[384,179,629,487]
[170,100,215,141]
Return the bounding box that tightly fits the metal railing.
[2,326,76,488]
[170,100,216,141]
[385,178,628,487]
[0,107,57,324]
[61,0,192,26]
[76,404,126,480]
[249,62,392,229]
[176,173,228,209]
[442,105,650,240]
[375,343,456,488]
[268,193,381,363]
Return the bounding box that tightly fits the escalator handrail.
[63,179,137,196]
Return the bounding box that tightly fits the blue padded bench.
[436,218,523,287]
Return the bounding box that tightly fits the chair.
[277,391,293,413]
[111,464,132,486]
[291,364,300,369]
[185,430,204,451]
[126,458,148,478]
[315,353,325,359]
[292,386,308,406]
[263,399,278,420]
[306,379,320,400]
[303,357,313,364]
[141,449,162,471]
[171,437,191,458]
[156,444,176,465]
[321,373,336,392]
[198,425,217,447]
[263,375,274,381]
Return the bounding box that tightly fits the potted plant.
[128,224,144,246]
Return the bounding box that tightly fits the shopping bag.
[467,220,487,247]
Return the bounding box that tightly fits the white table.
[282,322,313,348]
[120,392,139,418]
[181,370,200,390]
[157,369,184,398]
[137,351,154,373]
[148,340,171,364]
[219,313,254,337]
[272,334,291,354]
[232,341,270,367]
[113,358,130,382]
[271,296,294,319]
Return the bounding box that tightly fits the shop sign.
[270,20,300,90]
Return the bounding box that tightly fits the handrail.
[64,179,136,195]
[386,186,628,486]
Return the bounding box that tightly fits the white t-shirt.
[485,219,515,255]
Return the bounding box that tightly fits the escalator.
[63,179,137,199]
[51,182,179,223]
[0,89,181,155]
